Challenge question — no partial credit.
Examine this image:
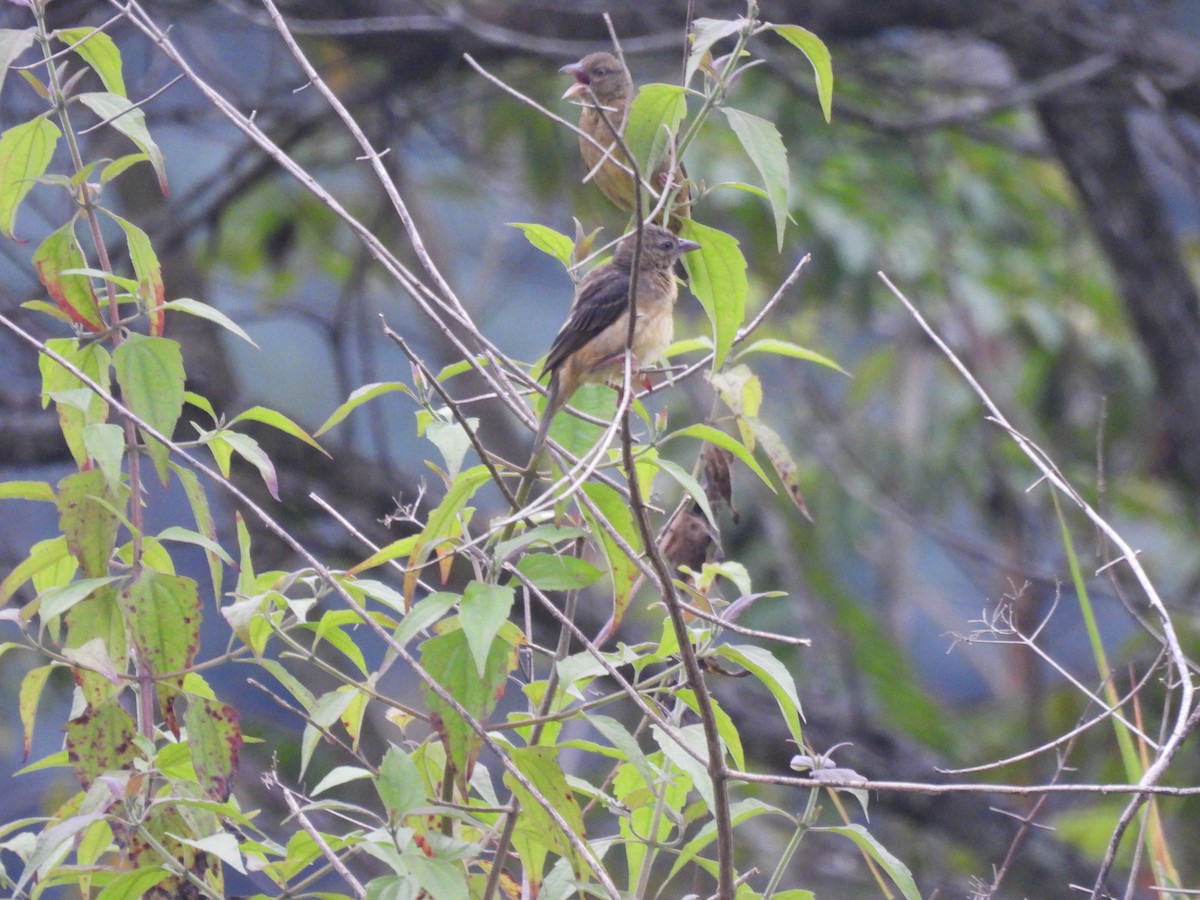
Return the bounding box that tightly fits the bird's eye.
[593,67,608,77]
[661,238,675,250]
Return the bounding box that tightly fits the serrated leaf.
[509,221,573,267]
[678,220,747,369]
[64,698,137,788]
[0,116,59,239]
[32,220,104,330]
[75,91,168,195]
[112,333,184,483]
[505,745,586,883]
[723,108,790,250]
[767,24,834,122]
[55,27,126,97]
[316,381,410,436]
[733,337,850,375]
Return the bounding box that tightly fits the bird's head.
[560,52,629,105]
[615,225,702,269]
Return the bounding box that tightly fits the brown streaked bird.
[529,224,701,460]
[560,52,691,231]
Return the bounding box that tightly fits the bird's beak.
[559,61,590,99]
[676,239,702,255]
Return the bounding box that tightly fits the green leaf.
[317,381,410,437]
[686,17,750,86]
[102,210,165,333]
[94,866,172,900]
[170,462,223,606]
[0,116,59,239]
[218,430,279,500]
[100,152,150,184]
[37,575,123,623]
[665,423,773,489]
[585,714,657,788]
[722,108,790,250]
[715,643,804,745]
[676,689,743,769]
[122,571,201,694]
[0,29,37,98]
[646,456,717,530]
[229,405,329,456]
[57,468,126,578]
[32,220,105,330]
[185,695,242,802]
[766,24,834,122]
[733,337,850,375]
[159,297,259,346]
[505,745,587,883]
[82,422,125,492]
[517,553,603,591]
[40,338,112,468]
[667,798,783,882]
[494,524,587,565]
[624,83,688,185]
[113,333,185,483]
[156,525,234,566]
[581,481,642,624]
[347,534,419,576]
[509,222,574,267]
[0,480,55,503]
[376,746,423,818]
[460,581,515,678]
[426,419,473,481]
[813,825,921,900]
[75,91,168,195]
[19,664,53,760]
[55,27,126,97]
[678,220,747,369]
[311,764,373,797]
[421,626,518,793]
[404,465,490,604]
[391,590,458,647]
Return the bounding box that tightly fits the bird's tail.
[527,375,560,472]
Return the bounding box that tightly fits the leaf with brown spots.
[65,698,137,788]
[57,469,128,578]
[121,571,202,711]
[746,417,814,522]
[185,695,242,802]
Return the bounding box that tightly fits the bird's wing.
[543,266,631,374]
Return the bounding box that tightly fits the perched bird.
[560,52,691,231]
[530,224,701,460]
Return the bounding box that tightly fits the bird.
[529,224,701,462]
[560,52,691,231]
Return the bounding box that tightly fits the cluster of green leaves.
[0,4,932,900]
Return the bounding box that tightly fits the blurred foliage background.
[3,1,1200,897]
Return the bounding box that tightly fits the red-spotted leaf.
[185,695,241,802]
[64,698,137,788]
